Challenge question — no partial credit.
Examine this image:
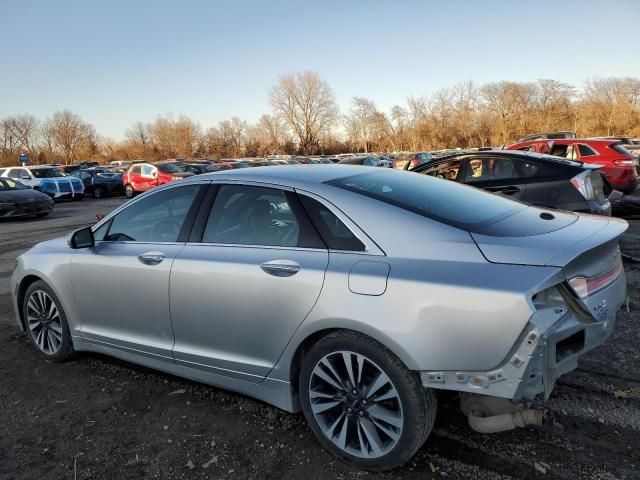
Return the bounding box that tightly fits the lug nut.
[352,389,357,395]
[358,411,364,417]
[362,400,367,406]
[347,407,352,413]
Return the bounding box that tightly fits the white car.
[0,166,84,200]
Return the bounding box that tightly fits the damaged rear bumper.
[420,271,626,404]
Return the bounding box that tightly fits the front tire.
[22,281,75,362]
[93,186,104,199]
[299,331,436,471]
[124,184,134,198]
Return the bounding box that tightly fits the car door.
[8,168,34,188]
[461,156,527,200]
[139,164,158,191]
[169,182,329,383]
[71,182,206,359]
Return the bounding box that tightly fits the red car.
[507,139,639,193]
[122,162,194,198]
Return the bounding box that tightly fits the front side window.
[105,185,201,242]
[202,185,311,247]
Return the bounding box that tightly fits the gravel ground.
[0,200,638,479]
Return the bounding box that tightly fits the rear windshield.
[326,170,526,231]
[157,163,183,173]
[611,143,632,156]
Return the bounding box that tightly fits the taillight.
[567,256,623,299]
[570,171,595,200]
[613,158,636,167]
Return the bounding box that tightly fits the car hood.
[0,189,51,202]
[470,207,628,268]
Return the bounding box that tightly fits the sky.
[1,0,639,140]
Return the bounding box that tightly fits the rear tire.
[299,331,436,471]
[124,184,134,198]
[22,280,75,362]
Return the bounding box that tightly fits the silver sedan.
[11,165,627,470]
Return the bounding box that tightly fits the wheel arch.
[287,326,418,395]
[16,274,44,330]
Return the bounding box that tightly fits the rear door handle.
[260,260,300,277]
[138,252,166,265]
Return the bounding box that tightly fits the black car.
[611,188,640,217]
[412,150,611,215]
[182,163,230,175]
[70,168,124,198]
[0,178,54,219]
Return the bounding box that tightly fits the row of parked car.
[1,133,638,220]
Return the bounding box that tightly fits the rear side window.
[464,157,517,182]
[327,170,525,232]
[577,144,597,157]
[299,195,365,251]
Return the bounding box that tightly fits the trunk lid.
[470,207,628,268]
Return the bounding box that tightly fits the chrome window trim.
[183,241,327,253]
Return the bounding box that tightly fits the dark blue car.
[70,168,124,198]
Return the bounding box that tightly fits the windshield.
[326,170,526,231]
[0,178,29,190]
[31,168,65,178]
[157,163,183,173]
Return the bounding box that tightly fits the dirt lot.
[0,200,638,480]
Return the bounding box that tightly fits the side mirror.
[69,227,95,249]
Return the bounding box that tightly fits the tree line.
[1,73,639,167]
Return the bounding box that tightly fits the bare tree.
[270,71,338,154]
[43,110,95,164]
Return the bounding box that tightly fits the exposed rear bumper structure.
[421,272,626,405]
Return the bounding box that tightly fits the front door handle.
[260,260,300,277]
[138,252,166,265]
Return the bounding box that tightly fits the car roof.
[434,149,587,168]
[195,164,375,188]
[518,138,616,145]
